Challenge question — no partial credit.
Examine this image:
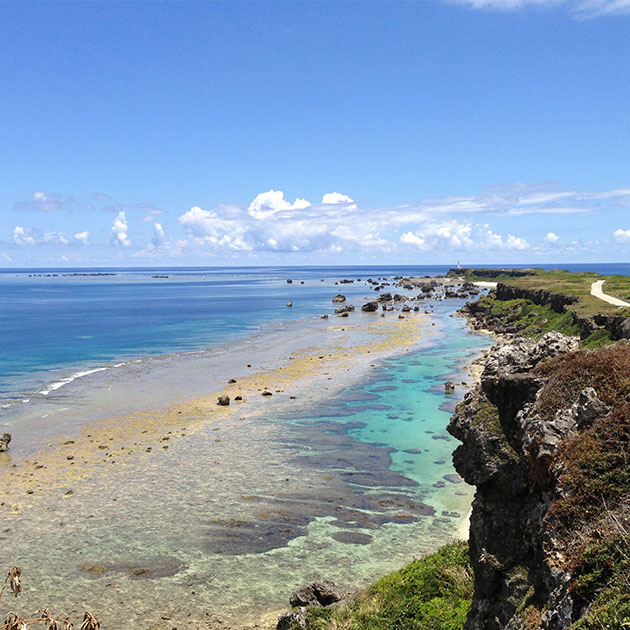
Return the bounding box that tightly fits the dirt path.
[590,280,630,307]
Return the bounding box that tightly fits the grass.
[304,541,473,630]
[456,268,630,316]
[471,296,584,341]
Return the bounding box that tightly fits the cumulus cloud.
[321,192,357,209]
[111,211,130,246]
[13,226,37,245]
[43,232,69,245]
[13,191,74,212]
[505,234,530,250]
[247,189,311,220]
[176,185,625,258]
[13,226,70,246]
[400,222,529,252]
[614,228,630,242]
[400,220,474,250]
[400,232,427,249]
[545,232,560,244]
[74,231,90,245]
[448,0,630,16]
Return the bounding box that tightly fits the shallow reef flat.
[0,309,489,629]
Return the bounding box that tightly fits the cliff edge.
[448,332,629,629]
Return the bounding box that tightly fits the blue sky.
[1,0,629,267]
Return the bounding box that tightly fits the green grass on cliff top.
[305,541,473,630]
[456,268,630,316]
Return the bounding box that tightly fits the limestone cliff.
[448,333,629,629]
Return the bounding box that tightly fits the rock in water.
[217,396,230,406]
[335,304,355,314]
[444,381,455,393]
[286,301,293,307]
[0,433,10,452]
[332,294,346,303]
[361,301,378,312]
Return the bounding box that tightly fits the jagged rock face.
[495,284,579,314]
[448,333,616,630]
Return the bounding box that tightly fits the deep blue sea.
[1,263,628,406]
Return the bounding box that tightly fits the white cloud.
[321,192,357,209]
[111,211,130,246]
[399,221,473,250]
[545,232,559,244]
[43,232,69,245]
[179,206,226,238]
[400,232,427,249]
[614,228,630,242]
[247,189,311,220]
[505,234,530,250]
[152,222,165,247]
[13,226,37,245]
[507,206,589,216]
[0,252,12,262]
[12,227,69,246]
[13,191,73,212]
[449,0,630,15]
[74,231,90,245]
[480,230,530,250]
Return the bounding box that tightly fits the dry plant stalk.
[36,609,74,630]
[2,612,27,630]
[79,613,99,630]
[0,567,22,601]
[1,568,97,629]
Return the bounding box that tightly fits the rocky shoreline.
[274,318,629,629]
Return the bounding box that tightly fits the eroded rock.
[0,433,10,452]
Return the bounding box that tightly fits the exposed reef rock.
[448,333,629,630]
[0,433,10,452]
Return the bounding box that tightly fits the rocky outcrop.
[495,283,579,314]
[0,433,10,452]
[335,305,355,314]
[447,333,623,630]
[277,581,345,629]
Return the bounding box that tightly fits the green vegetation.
[536,344,630,627]
[471,296,586,341]
[305,541,473,630]
[457,267,630,317]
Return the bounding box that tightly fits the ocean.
[2,263,627,409]
[0,263,627,628]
